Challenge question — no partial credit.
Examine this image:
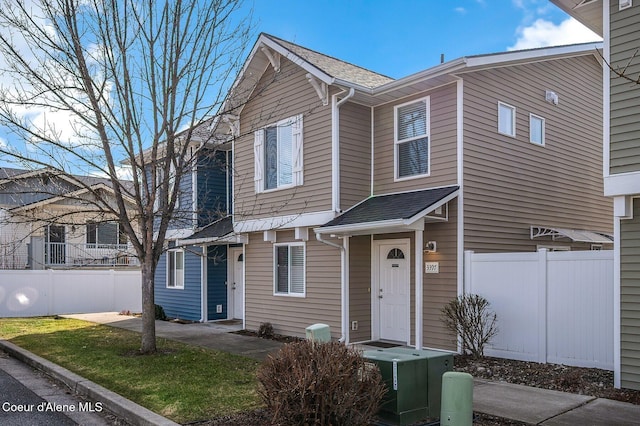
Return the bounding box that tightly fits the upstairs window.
[395,97,430,179]
[498,102,516,137]
[274,243,305,296]
[529,114,545,146]
[167,249,185,289]
[254,115,303,192]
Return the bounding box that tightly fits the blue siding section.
[168,163,195,231]
[207,245,228,320]
[154,246,202,321]
[197,150,229,227]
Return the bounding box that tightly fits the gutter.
[315,232,349,343]
[331,88,355,213]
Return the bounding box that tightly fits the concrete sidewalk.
[3,312,640,425]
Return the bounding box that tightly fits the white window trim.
[167,249,185,289]
[394,96,431,181]
[498,101,516,137]
[254,114,303,193]
[529,113,545,146]
[273,242,306,297]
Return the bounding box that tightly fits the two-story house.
[151,122,247,322]
[0,167,138,269]
[551,0,640,391]
[212,33,611,352]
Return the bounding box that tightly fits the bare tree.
[0,0,252,353]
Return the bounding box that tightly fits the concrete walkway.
[3,312,640,425]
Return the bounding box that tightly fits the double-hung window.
[395,97,430,179]
[167,249,185,289]
[274,243,305,296]
[498,102,516,137]
[254,115,303,192]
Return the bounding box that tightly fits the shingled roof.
[264,34,394,89]
[179,216,233,244]
[319,186,459,231]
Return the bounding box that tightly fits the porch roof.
[316,185,459,236]
[177,216,236,246]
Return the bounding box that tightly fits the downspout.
[331,88,355,213]
[316,232,349,343]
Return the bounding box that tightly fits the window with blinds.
[274,243,305,296]
[395,97,430,179]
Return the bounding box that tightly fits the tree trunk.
[140,258,157,354]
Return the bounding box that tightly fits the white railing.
[44,242,139,267]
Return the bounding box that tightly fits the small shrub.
[154,304,167,321]
[257,340,386,426]
[441,294,498,358]
[257,322,274,339]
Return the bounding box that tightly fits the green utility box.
[305,323,331,342]
[363,348,453,425]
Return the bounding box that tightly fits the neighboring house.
[151,124,245,322]
[0,167,138,270]
[211,33,611,351]
[551,0,640,390]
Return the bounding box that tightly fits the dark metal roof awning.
[316,185,459,236]
[530,225,613,244]
[177,216,241,246]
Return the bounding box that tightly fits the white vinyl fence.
[464,249,613,370]
[0,269,141,317]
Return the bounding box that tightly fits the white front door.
[377,240,410,342]
[229,248,244,319]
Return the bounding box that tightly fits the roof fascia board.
[371,43,601,99]
[315,218,407,235]
[464,42,602,69]
[403,190,459,225]
[176,234,236,246]
[371,58,467,96]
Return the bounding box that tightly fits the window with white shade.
[498,102,516,137]
[167,249,184,289]
[274,243,305,296]
[254,115,303,192]
[395,97,430,180]
[529,114,545,146]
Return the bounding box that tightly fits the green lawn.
[0,317,262,424]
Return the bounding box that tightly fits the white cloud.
[455,7,466,14]
[509,17,602,50]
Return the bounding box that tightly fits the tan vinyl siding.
[234,58,333,221]
[244,230,341,338]
[349,235,372,342]
[621,198,640,390]
[423,201,458,350]
[463,55,611,252]
[373,83,458,194]
[340,102,372,210]
[610,3,640,174]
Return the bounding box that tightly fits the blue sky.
[244,0,601,79]
[0,0,601,173]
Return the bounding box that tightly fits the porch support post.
[415,228,424,349]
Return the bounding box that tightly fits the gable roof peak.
[259,33,394,89]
